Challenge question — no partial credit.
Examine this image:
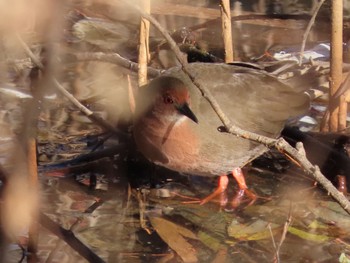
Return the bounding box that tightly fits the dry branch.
[72,52,163,78]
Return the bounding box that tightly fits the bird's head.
[136,76,198,124]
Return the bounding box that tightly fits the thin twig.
[136,190,152,234]
[267,224,277,260]
[73,52,163,78]
[299,0,326,66]
[273,202,293,263]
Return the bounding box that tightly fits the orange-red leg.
[199,175,229,206]
[179,166,258,207]
[231,167,256,207]
[199,167,256,207]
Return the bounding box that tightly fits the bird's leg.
[191,168,256,207]
[199,175,229,206]
[231,167,256,207]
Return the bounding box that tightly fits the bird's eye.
[164,95,174,104]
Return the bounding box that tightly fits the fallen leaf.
[287,226,330,242]
[149,216,198,263]
[227,218,280,241]
[197,231,223,252]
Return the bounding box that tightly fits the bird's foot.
[199,168,257,208]
[183,168,260,208]
[181,176,228,205]
[230,188,257,208]
[199,175,229,206]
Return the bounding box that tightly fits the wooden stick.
[138,0,150,86]
[27,138,39,263]
[220,0,234,62]
[329,0,343,131]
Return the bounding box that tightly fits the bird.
[133,62,310,207]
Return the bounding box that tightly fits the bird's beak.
[176,103,198,123]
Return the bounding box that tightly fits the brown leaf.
[149,216,198,263]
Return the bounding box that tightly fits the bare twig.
[136,190,152,234]
[273,203,293,263]
[299,0,326,66]
[122,0,350,215]
[268,224,277,261]
[72,52,163,78]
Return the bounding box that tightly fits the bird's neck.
[138,111,185,137]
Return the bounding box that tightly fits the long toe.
[199,175,229,205]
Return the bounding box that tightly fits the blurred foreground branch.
[40,212,105,263]
[16,35,130,140]
[72,52,162,77]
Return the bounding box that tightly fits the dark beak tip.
[177,103,198,124]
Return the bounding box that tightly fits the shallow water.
[0,1,350,262]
